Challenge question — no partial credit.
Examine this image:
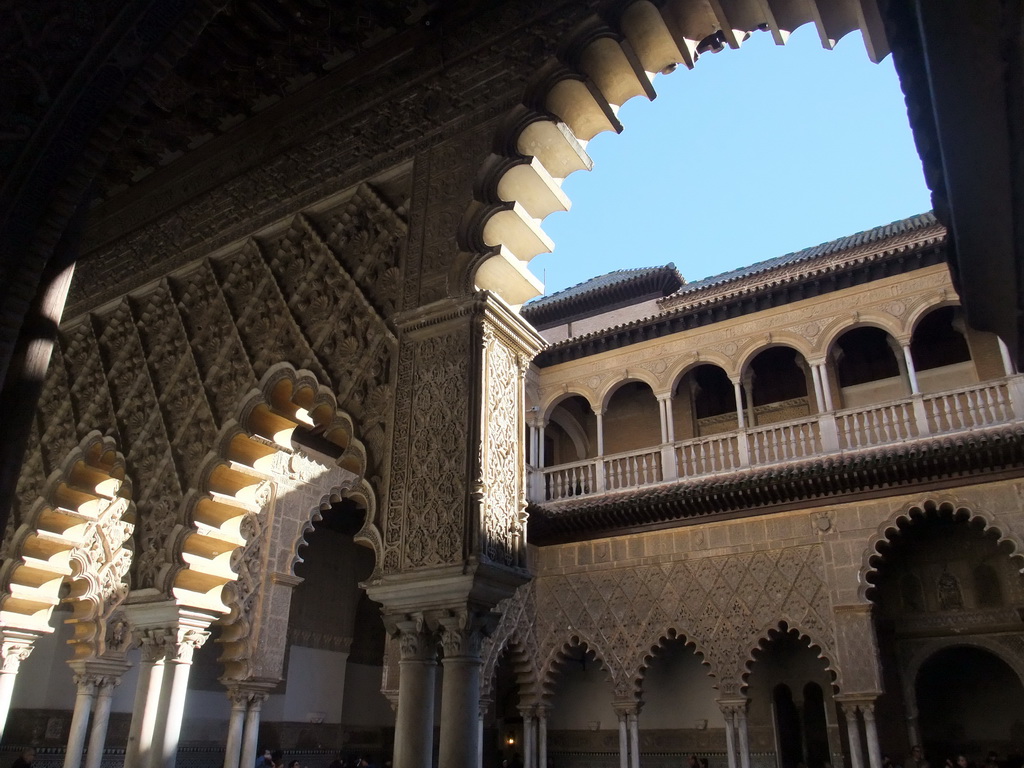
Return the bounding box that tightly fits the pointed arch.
[456,0,888,303]
[173,363,381,685]
[858,497,1024,603]
[0,432,135,656]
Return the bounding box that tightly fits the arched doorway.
[640,636,721,763]
[546,643,616,768]
[867,501,1024,759]
[915,646,1024,760]
[747,627,839,768]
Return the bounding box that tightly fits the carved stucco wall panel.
[482,541,838,702]
[7,184,405,603]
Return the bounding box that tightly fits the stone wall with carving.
[480,482,1024,707]
[8,181,405,607]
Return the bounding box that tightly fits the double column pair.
[223,685,273,768]
[123,604,215,768]
[63,660,129,768]
[718,698,752,768]
[613,702,641,768]
[517,705,549,768]
[392,613,492,768]
[838,698,883,768]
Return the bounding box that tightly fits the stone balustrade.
[532,376,1024,503]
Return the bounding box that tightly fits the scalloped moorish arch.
[743,621,840,695]
[171,363,382,630]
[540,634,620,702]
[858,497,1024,604]
[634,628,719,702]
[456,0,889,304]
[0,431,135,654]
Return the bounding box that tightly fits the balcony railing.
[531,377,1024,503]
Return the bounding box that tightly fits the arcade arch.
[865,500,1024,755]
[745,627,840,768]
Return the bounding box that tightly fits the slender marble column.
[63,675,98,768]
[438,616,485,768]
[736,705,751,768]
[239,694,267,768]
[478,697,491,768]
[842,704,865,768]
[125,636,168,768]
[999,336,1016,375]
[733,381,746,430]
[520,708,535,768]
[393,622,438,768]
[596,412,605,456]
[721,707,738,768]
[617,714,629,768]
[537,708,548,768]
[901,343,920,394]
[155,631,206,768]
[817,363,835,411]
[0,630,38,743]
[861,704,883,768]
[84,678,118,768]
[810,364,825,412]
[222,690,249,768]
[628,712,641,768]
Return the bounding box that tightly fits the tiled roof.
[660,212,939,307]
[521,263,684,327]
[525,264,677,310]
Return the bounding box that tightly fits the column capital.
[716,697,749,716]
[393,618,439,663]
[0,629,41,674]
[612,699,642,717]
[437,609,497,660]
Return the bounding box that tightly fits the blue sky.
[529,25,933,296]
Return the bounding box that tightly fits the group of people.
[898,745,1014,768]
[257,749,376,768]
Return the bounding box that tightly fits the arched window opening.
[747,347,810,425]
[915,646,1024,759]
[546,395,597,465]
[910,308,978,392]
[676,364,738,439]
[972,563,1004,608]
[912,308,971,369]
[604,381,661,454]
[832,327,904,407]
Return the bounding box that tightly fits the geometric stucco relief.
[484,544,837,701]
[9,182,404,600]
